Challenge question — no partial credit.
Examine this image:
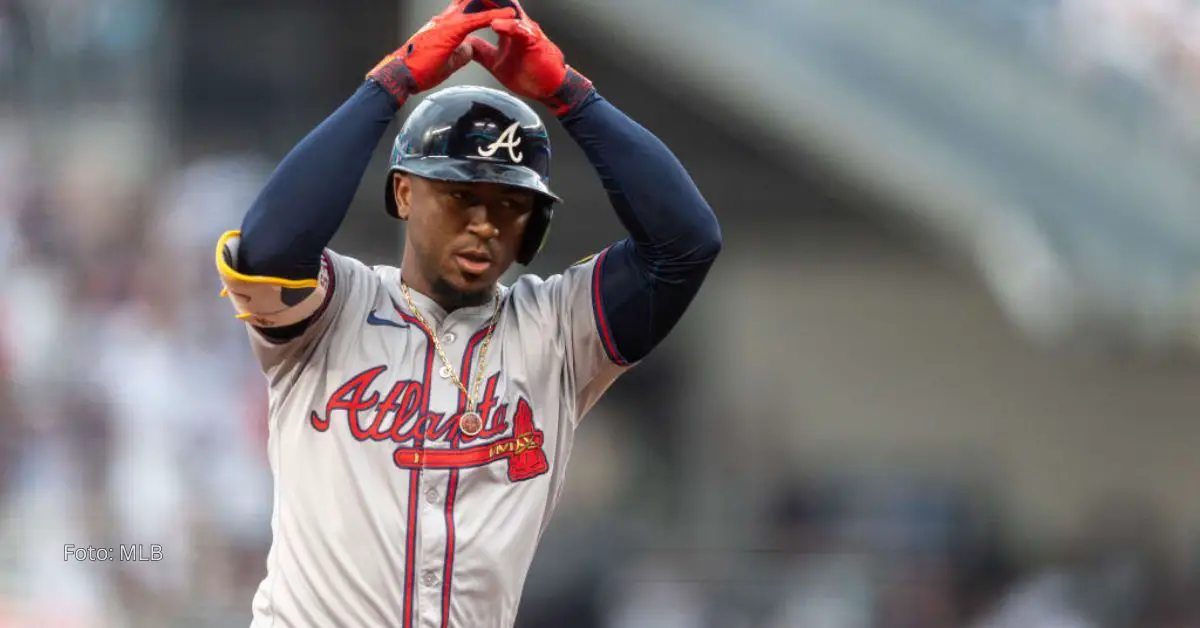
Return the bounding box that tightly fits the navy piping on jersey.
[587,247,628,366]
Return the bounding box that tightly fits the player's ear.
[393,173,413,220]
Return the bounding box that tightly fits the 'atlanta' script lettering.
[309,365,510,446]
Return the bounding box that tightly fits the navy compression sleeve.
[560,94,722,364]
[236,80,399,280]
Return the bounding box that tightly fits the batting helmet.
[385,85,561,266]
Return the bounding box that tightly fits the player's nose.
[465,206,499,238]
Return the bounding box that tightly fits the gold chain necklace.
[400,281,501,437]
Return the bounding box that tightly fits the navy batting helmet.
[385,85,560,266]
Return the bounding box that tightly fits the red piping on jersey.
[440,471,460,627]
[589,247,629,365]
[441,322,493,627]
[395,309,434,628]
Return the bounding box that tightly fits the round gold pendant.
[459,412,484,437]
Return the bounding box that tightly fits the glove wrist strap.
[367,58,417,107]
[540,67,595,118]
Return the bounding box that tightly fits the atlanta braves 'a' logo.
[477,122,523,163]
[309,366,548,482]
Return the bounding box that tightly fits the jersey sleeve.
[523,247,632,422]
[216,233,379,376]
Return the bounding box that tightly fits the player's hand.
[465,1,596,117]
[368,0,518,105]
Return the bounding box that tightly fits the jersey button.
[425,488,438,504]
[422,571,439,587]
[442,332,456,344]
[439,365,452,379]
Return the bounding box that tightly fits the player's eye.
[501,198,532,212]
[449,190,470,202]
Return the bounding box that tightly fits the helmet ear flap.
[517,201,554,265]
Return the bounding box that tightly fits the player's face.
[395,174,536,296]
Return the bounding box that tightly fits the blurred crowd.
[953,0,1200,149]
[0,131,278,626]
[0,1,274,626]
[2,0,1200,627]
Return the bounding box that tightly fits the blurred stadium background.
[3,0,1200,626]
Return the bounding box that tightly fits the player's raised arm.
[217,0,517,340]
[469,5,722,368]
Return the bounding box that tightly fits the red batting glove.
[465,3,596,117]
[368,0,517,105]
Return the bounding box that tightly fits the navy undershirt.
[236,80,721,363]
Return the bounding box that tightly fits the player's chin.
[445,260,503,293]
[448,271,491,293]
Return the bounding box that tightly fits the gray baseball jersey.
[234,246,627,628]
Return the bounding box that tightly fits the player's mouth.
[455,251,492,276]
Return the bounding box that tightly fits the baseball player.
[215,1,721,626]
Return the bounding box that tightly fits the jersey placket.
[416,321,467,628]
[415,468,449,628]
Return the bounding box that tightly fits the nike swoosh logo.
[366,309,408,329]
